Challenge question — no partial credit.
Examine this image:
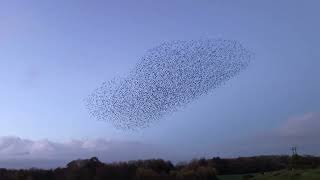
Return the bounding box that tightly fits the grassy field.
[250,168,320,180]
[218,168,320,180]
[218,174,244,180]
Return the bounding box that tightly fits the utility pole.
[291,146,297,156]
[290,146,298,172]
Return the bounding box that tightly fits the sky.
[0,0,320,168]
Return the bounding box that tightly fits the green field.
[251,168,320,180]
[218,168,320,180]
[218,174,245,180]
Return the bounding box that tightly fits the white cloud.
[217,112,320,156]
[279,112,320,138]
[1,112,319,169]
[0,137,170,169]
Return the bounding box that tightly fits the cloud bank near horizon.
[0,137,168,169]
[0,112,319,169]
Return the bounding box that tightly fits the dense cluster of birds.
[86,39,252,130]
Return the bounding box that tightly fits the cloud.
[269,112,320,151]
[217,112,320,156]
[279,112,320,138]
[0,137,169,169]
[1,112,319,168]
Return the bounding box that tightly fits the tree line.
[0,155,319,180]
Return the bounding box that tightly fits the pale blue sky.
[0,0,319,162]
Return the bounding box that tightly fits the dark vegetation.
[0,155,319,180]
